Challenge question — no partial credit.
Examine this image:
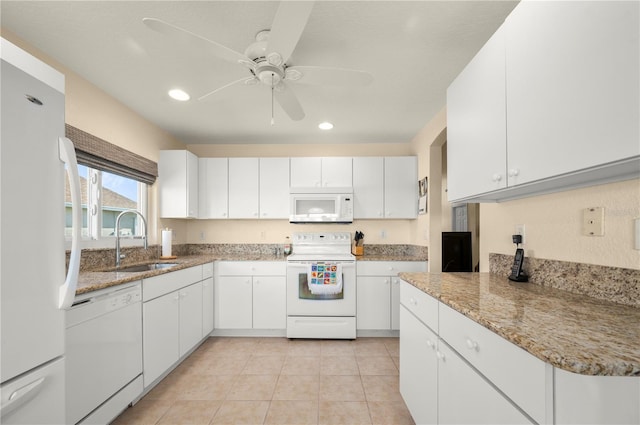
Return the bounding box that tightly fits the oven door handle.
[287,262,355,269]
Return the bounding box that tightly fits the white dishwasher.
[66,282,143,425]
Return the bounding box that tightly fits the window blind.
[65,124,158,185]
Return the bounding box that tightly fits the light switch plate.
[582,207,604,236]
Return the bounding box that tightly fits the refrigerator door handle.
[58,136,81,309]
[0,377,45,418]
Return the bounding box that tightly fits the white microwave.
[289,188,354,224]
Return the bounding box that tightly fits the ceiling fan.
[143,2,373,123]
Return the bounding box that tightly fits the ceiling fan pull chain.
[271,73,275,126]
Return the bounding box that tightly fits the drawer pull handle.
[409,298,418,306]
[436,351,445,361]
[426,340,435,349]
[466,339,479,350]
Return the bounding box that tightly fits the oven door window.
[298,272,343,300]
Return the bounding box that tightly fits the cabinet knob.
[492,174,502,182]
[409,298,418,306]
[426,339,435,349]
[508,169,520,177]
[436,351,445,361]
[466,338,479,351]
[222,212,227,217]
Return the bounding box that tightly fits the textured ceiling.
[1,1,518,145]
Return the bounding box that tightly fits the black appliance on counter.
[442,231,472,272]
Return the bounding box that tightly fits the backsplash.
[489,253,640,308]
[70,243,427,271]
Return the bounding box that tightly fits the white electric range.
[286,232,356,339]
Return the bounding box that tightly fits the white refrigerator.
[0,38,82,424]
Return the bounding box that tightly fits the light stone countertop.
[398,272,640,377]
[76,253,425,295]
[76,254,285,295]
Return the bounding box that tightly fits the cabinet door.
[321,157,352,187]
[259,157,290,219]
[202,277,214,337]
[215,276,252,329]
[159,150,199,218]
[198,158,228,219]
[384,157,418,218]
[143,292,179,387]
[353,157,384,218]
[399,306,437,424]
[179,282,203,357]
[356,276,391,330]
[390,277,401,330]
[505,1,639,186]
[446,27,507,201]
[253,276,286,329]
[290,157,321,187]
[228,158,259,218]
[438,341,532,424]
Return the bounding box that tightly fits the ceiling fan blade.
[198,76,257,101]
[287,66,374,87]
[267,2,315,64]
[143,17,251,66]
[274,82,305,121]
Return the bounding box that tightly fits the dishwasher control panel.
[66,284,141,328]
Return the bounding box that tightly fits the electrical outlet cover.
[582,207,604,236]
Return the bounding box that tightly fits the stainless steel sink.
[116,263,179,273]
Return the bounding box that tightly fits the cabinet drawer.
[202,262,214,279]
[439,303,547,424]
[357,261,426,276]
[217,261,285,276]
[399,280,438,332]
[142,266,203,302]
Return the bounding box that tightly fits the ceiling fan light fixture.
[318,122,334,130]
[168,89,190,101]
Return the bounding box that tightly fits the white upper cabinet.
[384,157,418,219]
[290,157,353,188]
[198,158,228,219]
[505,1,639,186]
[259,157,290,219]
[447,27,507,201]
[159,150,198,218]
[447,1,639,203]
[228,158,259,219]
[353,157,384,218]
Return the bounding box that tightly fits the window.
[65,164,148,245]
[63,125,156,249]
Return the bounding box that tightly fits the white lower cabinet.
[357,261,427,331]
[399,306,438,424]
[142,291,179,389]
[178,282,203,357]
[399,280,535,424]
[202,277,214,337]
[142,265,209,388]
[215,276,253,329]
[215,261,286,332]
[400,280,639,425]
[438,340,532,424]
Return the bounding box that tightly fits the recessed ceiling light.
[318,122,334,130]
[168,89,190,101]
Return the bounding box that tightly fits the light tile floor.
[112,337,415,425]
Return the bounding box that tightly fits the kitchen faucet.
[115,209,148,268]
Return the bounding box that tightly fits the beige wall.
[479,178,640,271]
[2,30,187,244]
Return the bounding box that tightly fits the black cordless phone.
[509,247,528,282]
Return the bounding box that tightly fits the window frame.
[65,165,149,250]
